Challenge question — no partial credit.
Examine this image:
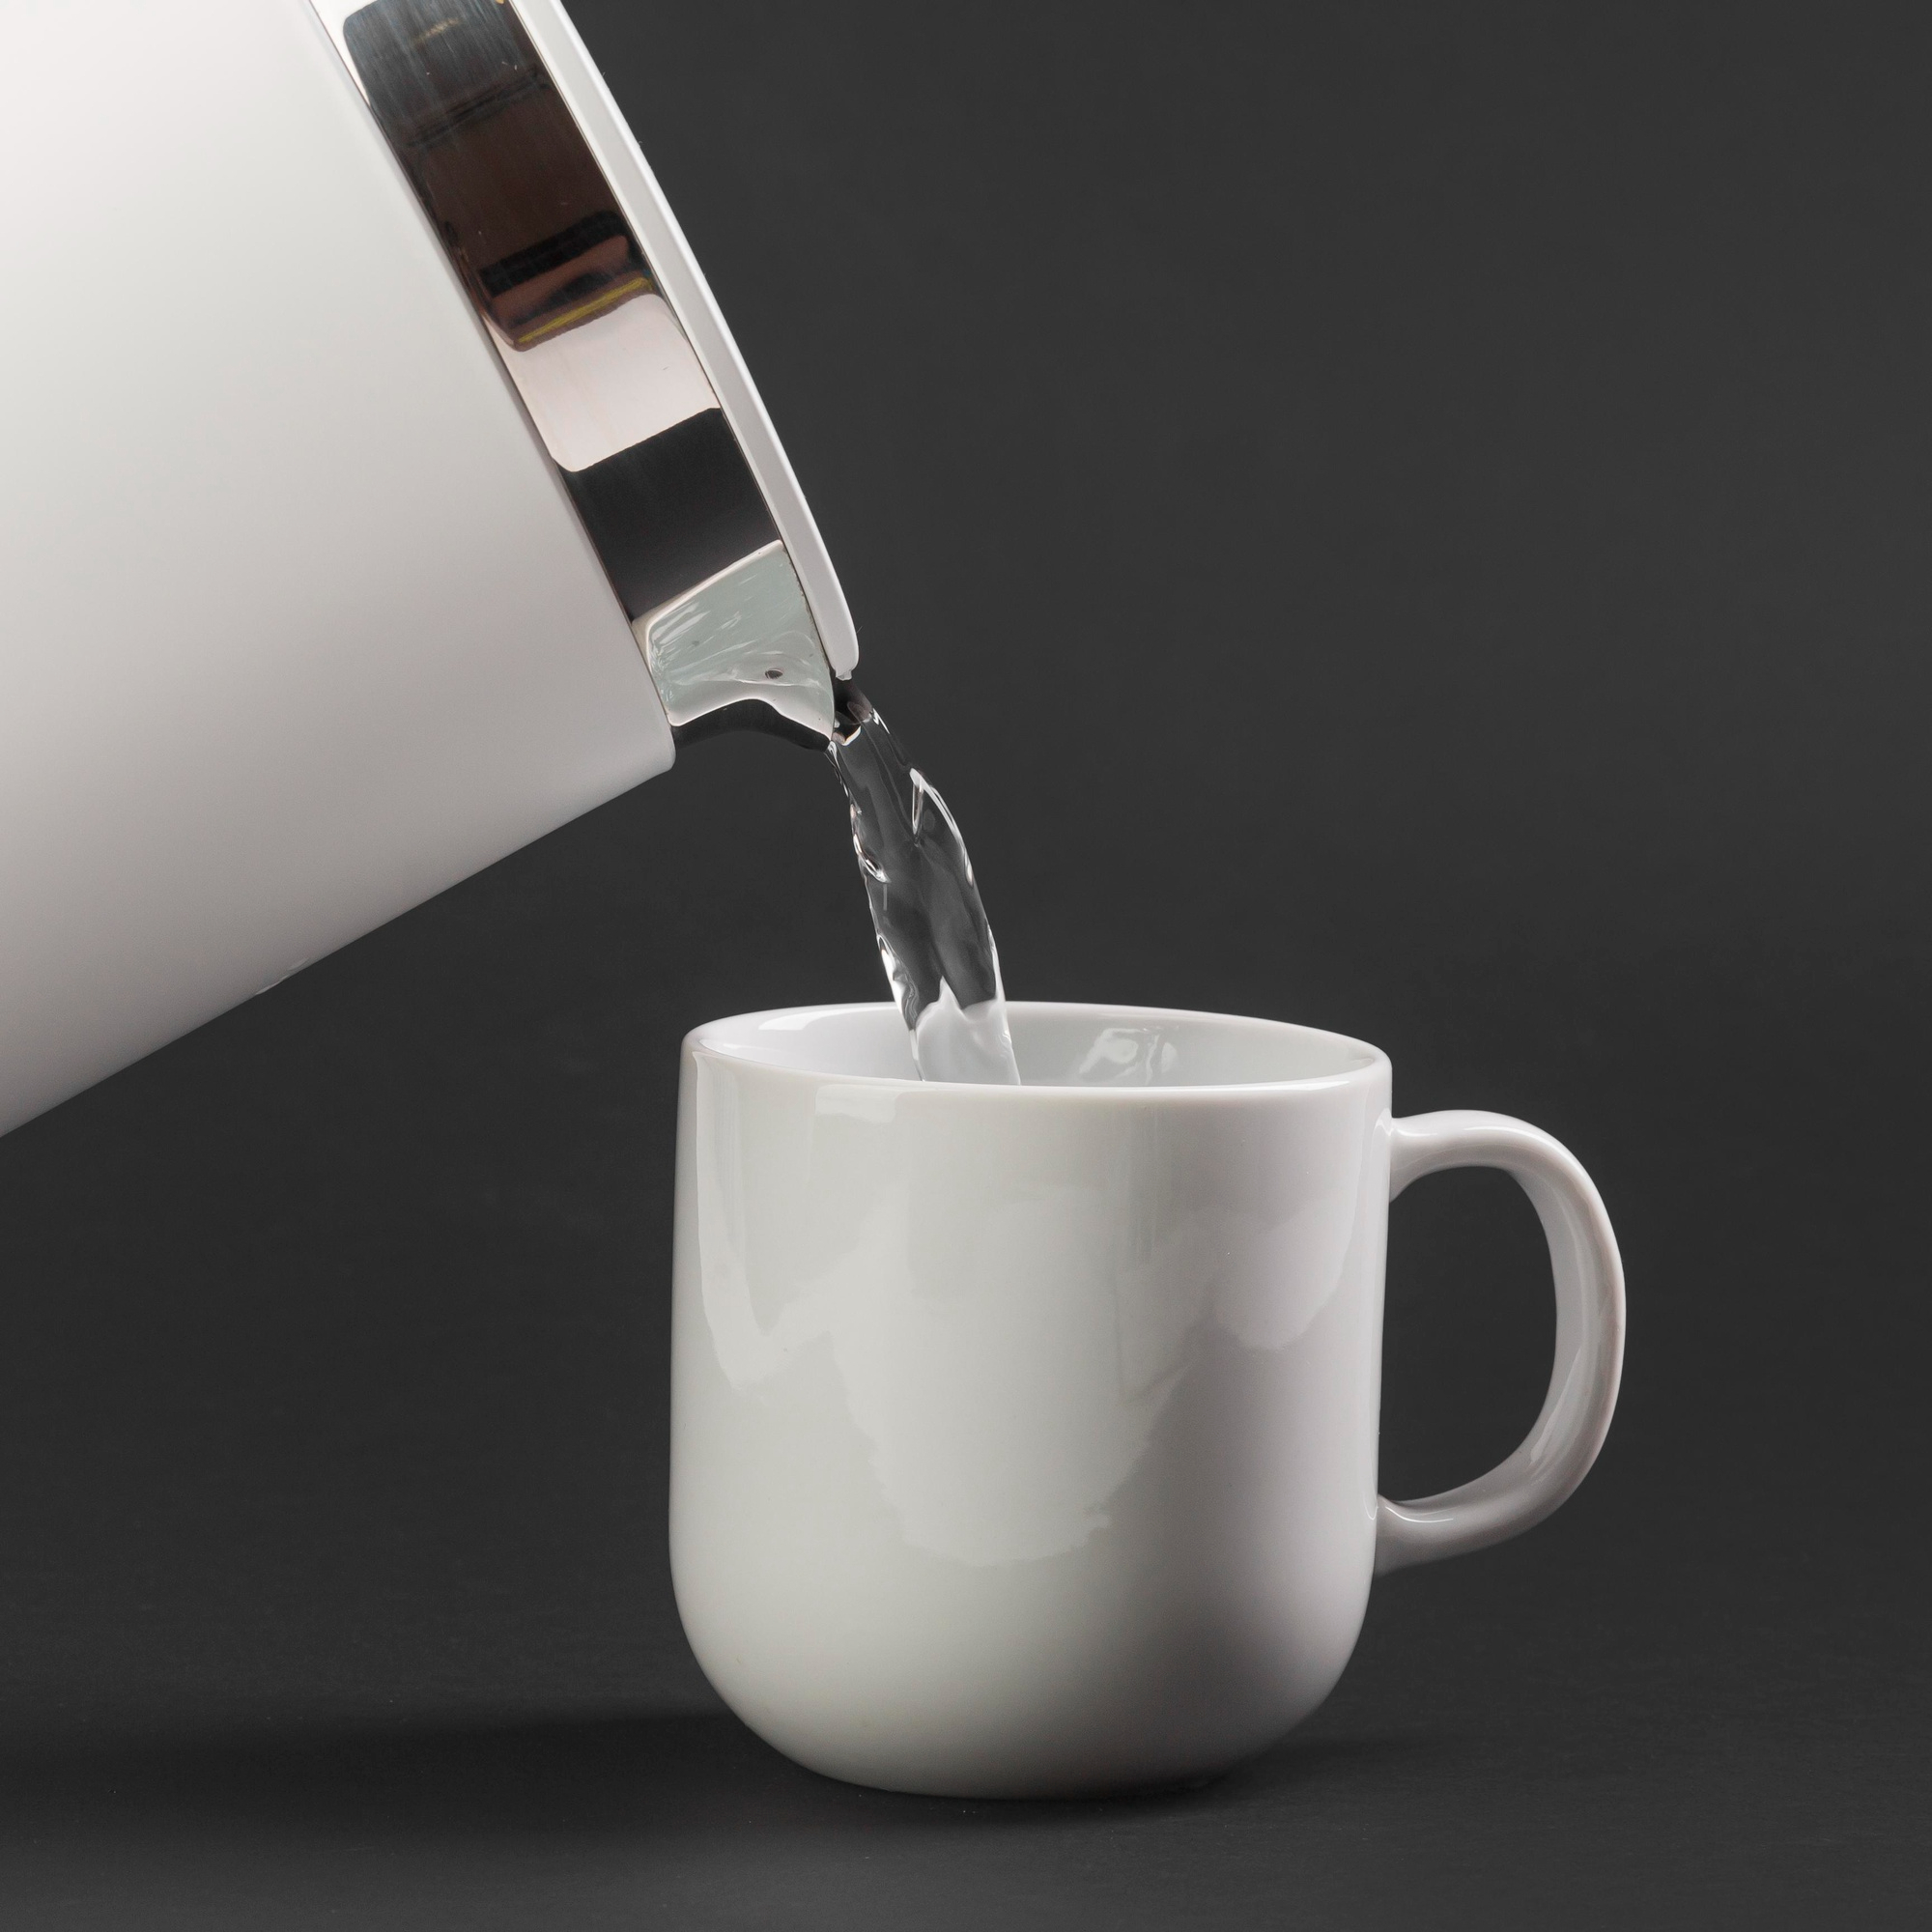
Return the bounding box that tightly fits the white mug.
[669,1002,1624,1798]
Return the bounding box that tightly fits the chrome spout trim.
[308,0,854,737]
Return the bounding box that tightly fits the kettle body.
[0,0,852,1136]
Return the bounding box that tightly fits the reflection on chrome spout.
[641,544,838,746]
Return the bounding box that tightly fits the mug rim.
[684,1000,1390,1099]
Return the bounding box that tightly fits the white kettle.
[0,0,854,1136]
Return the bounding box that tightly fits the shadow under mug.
[669,1003,1624,1799]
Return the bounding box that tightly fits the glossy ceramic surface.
[0,0,860,1138]
[669,1004,1624,1797]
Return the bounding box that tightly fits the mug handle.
[1376,1111,1626,1575]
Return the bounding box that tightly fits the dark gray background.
[1,2,1926,1924]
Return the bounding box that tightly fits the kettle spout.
[638,541,844,751]
[322,0,858,758]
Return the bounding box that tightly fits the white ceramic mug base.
[669,1004,1624,1799]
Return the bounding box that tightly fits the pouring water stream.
[826,684,1021,1086]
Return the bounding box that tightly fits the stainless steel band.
[314,0,842,742]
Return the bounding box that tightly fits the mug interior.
[692,1002,1382,1090]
